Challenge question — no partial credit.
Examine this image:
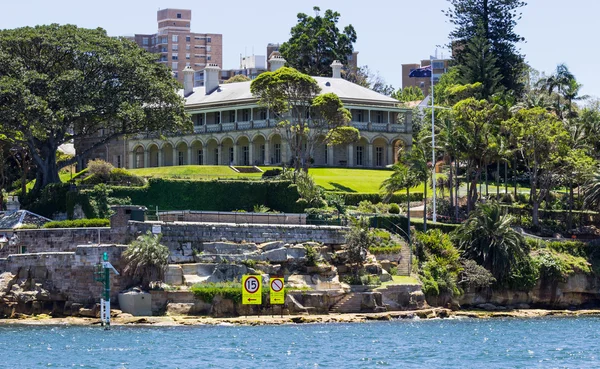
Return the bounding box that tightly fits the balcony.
[253,120,268,128]
[237,121,252,130]
[371,123,388,132]
[206,124,220,133]
[222,123,235,131]
[351,122,368,130]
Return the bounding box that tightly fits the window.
[207,37,211,43]
[325,146,328,165]
[20,245,27,254]
[242,110,249,121]
[186,35,190,42]
[228,147,234,164]
[357,110,363,122]
[207,45,211,52]
[172,62,178,70]
[260,109,267,120]
[186,44,191,51]
[207,55,211,61]
[186,62,190,67]
[215,112,221,124]
[178,151,184,166]
[356,146,364,166]
[172,44,178,51]
[274,143,281,163]
[160,37,168,44]
[376,111,383,123]
[376,147,383,167]
[186,53,190,60]
[419,81,425,88]
[242,146,249,165]
[117,155,122,168]
[229,111,236,122]
[198,149,203,165]
[432,61,444,69]
[172,35,178,42]
[142,37,149,45]
[173,72,178,78]
[260,145,265,164]
[195,114,204,126]
[172,53,178,60]
[177,13,182,19]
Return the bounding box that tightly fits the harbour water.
[1,316,599,368]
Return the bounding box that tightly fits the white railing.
[237,121,252,130]
[221,123,235,131]
[206,124,220,133]
[372,123,388,132]
[351,122,368,130]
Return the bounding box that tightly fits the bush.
[459,259,496,289]
[191,282,242,303]
[87,159,114,182]
[262,169,282,179]
[123,232,169,290]
[335,192,423,206]
[305,244,319,267]
[370,215,460,236]
[110,178,304,213]
[389,203,400,214]
[43,218,110,228]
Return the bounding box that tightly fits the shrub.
[16,224,40,230]
[262,169,282,179]
[43,218,110,228]
[389,203,400,214]
[369,245,402,255]
[123,232,169,290]
[459,259,496,289]
[191,282,242,303]
[87,159,114,182]
[305,244,319,267]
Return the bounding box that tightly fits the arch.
[147,143,159,167]
[267,132,282,142]
[268,134,283,165]
[252,134,267,165]
[190,140,203,165]
[134,145,145,169]
[220,137,234,165]
[162,142,174,166]
[175,141,189,166]
[371,137,388,168]
[391,137,408,164]
[189,138,205,147]
[205,138,219,165]
[369,135,390,145]
[236,136,251,166]
[251,133,267,143]
[355,137,369,167]
[235,134,251,145]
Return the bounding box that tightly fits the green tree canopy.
[445,0,527,96]
[0,24,190,192]
[279,7,357,76]
[224,74,251,83]
[250,67,355,171]
[392,86,425,103]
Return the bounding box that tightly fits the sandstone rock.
[0,272,16,296]
[258,241,284,251]
[165,265,183,286]
[364,263,382,275]
[287,246,307,259]
[262,248,288,263]
[78,308,98,318]
[477,303,498,311]
[380,269,392,282]
[379,260,392,273]
[166,303,194,316]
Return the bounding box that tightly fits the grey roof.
[0,210,51,230]
[183,77,400,109]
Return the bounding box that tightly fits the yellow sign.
[242,275,262,305]
[269,277,285,305]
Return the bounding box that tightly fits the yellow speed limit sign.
[269,277,285,305]
[242,275,262,305]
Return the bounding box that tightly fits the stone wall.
[0,245,127,308]
[129,221,347,253]
[159,210,307,225]
[0,228,126,258]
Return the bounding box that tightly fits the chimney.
[203,63,221,94]
[331,60,343,78]
[269,53,286,72]
[183,65,195,96]
[6,196,20,212]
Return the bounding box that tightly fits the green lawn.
[130,165,264,179]
[378,275,421,287]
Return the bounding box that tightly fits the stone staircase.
[395,235,412,276]
[329,293,359,313]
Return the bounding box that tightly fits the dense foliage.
[123,232,169,290]
[43,218,109,228]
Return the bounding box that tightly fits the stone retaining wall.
[0,228,126,258]
[159,211,307,225]
[129,221,347,252]
[0,245,127,306]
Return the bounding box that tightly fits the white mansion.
[79,56,412,170]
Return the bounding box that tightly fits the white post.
[431,59,436,223]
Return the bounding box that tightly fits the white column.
[387,144,394,166]
[347,143,354,167]
[143,150,149,168]
[201,147,207,165]
[249,142,254,166]
[232,144,238,166]
[217,145,222,165]
[367,143,373,168]
[128,151,134,169]
[173,147,178,166]
[187,146,193,165]
[264,140,271,165]
[250,108,253,121]
[158,149,163,167]
[327,145,334,167]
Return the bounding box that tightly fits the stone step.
[329,293,355,313]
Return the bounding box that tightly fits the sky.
[1,0,598,98]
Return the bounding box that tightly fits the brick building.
[133,8,223,86]
[401,59,450,95]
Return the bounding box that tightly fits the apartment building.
[133,9,223,85]
[401,58,450,95]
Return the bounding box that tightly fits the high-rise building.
[401,58,450,95]
[133,9,223,85]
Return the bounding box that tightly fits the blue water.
[0,317,599,368]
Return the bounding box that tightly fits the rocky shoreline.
[2,308,600,327]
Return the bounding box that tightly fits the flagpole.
[431,59,436,223]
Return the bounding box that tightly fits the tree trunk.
[504,161,508,194]
[406,187,411,241]
[31,144,61,194]
[496,161,500,197]
[568,182,573,232]
[532,200,540,228]
[455,159,460,221]
[449,157,454,211]
[423,180,427,232]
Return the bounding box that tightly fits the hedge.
[331,192,424,206]
[110,178,304,213]
[370,215,460,236]
[43,218,110,228]
[21,183,95,219]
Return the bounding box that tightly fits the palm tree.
[123,231,170,290]
[536,63,575,119]
[380,163,420,239]
[400,144,430,230]
[454,202,526,281]
[584,172,600,210]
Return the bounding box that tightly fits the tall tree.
[0,24,190,192]
[250,67,356,171]
[458,23,503,98]
[280,7,357,76]
[393,86,426,103]
[445,0,527,96]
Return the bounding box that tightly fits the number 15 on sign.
[242,275,262,305]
